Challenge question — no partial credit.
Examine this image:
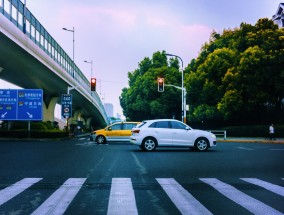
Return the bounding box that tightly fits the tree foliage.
[120,51,182,121]
[185,18,284,125]
[120,18,284,125]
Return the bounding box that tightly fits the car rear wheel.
[142,137,157,151]
[96,135,106,144]
[194,138,209,151]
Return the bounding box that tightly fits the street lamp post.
[165,53,186,123]
[84,60,93,95]
[84,60,93,80]
[62,27,75,132]
[62,27,75,80]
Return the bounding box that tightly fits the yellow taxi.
[90,121,140,144]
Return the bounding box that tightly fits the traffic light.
[157,78,164,92]
[91,78,96,91]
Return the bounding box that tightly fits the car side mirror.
[108,127,112,131]
[185,126,190,130]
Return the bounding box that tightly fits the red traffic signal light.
[157,78,164,92]
[91,78,96,91]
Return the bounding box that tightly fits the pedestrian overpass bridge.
[0,0,108,129]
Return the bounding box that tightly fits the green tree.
[185,18,284,124]
[120,51,182,121]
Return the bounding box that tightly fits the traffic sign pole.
[61,94,73,131]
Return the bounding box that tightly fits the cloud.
[178,24,212,58]
[146,16,168,27]
[57,4,137,31]
[35,2,214,115]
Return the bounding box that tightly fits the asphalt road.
[0,138,283,214]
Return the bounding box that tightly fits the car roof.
[142,119,181,123]
[109,121,140,126]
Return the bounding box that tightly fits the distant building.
[272,3,284,28]
[104,103,114,117]
[116,113,121,119]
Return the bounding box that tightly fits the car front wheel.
[96,135,106,144]
[194,138,209,151]
[142,137,157,151]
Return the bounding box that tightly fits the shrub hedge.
[0,121,68,138]
[223,124,284,138]
[0,130,69,138]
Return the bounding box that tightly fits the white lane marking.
[75,141,96,146]
[0,178,42,206]
[241,178,284,197]
[236,147,254,151]
[107,178,138,215]
[31,178,86,215]
[200,178,283,215]
[157,178,213,215]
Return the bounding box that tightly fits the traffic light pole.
[165,53,186,123]
[164,84,187,123]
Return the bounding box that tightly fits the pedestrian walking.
[269,124,276,140]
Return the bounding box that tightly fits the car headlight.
[211,134,216,138]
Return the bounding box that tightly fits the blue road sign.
[17,89,43,120]
[61,94,72,118]
[0,89,43,121]
[0,90,18,120]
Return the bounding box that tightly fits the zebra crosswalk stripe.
[107,178,138,215]
[0,178,42,206]
[31,178,86,215]
[156,178,213,215]
[200,178,284,215]
[241,178,284,197]
[1,177,284,214]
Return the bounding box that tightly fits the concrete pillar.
[69,110,86,125]
[43,97,58,122]
[69,110,79,125]
[86,117,92,130]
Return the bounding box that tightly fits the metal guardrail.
[0,0,108,122]
[208,130,227,140]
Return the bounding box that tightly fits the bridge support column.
[43,97,59,122]
[69,110,79,125]
[68,110,89,133]
[86,117,93,130]
[69,110,85,125]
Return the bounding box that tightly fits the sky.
[0,0,281,117]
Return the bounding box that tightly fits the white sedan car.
[130,119,217,151]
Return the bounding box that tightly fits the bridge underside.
[0,32,107,129]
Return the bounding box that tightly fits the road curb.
[217,139,284,144]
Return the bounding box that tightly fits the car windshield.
[136,122,147,128]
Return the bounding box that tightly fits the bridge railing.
[0,0,107,120]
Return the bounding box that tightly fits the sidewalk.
[217,137,284,144]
